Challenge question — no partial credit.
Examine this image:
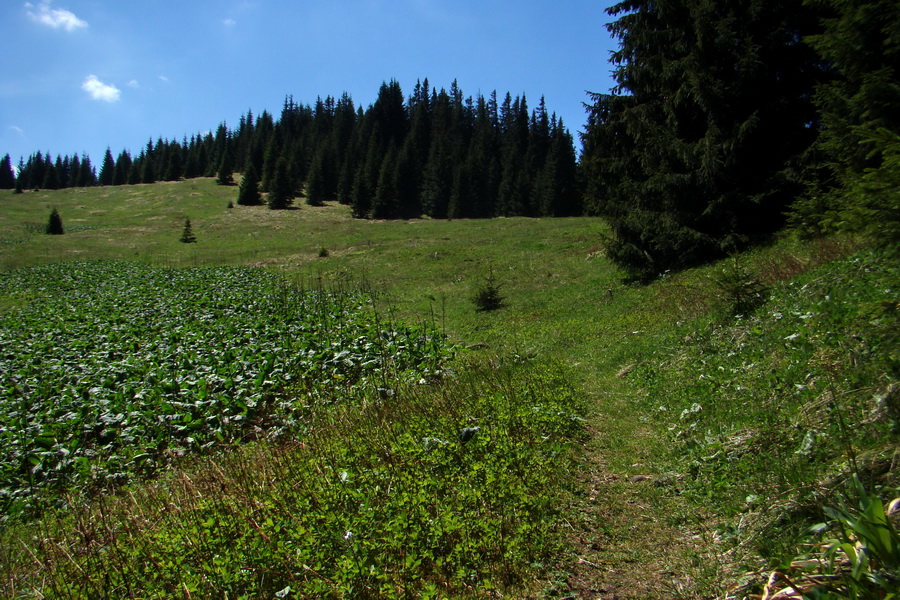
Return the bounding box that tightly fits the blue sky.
[1,1,620,168]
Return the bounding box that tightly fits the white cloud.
[223,18,236,27]
[25,2,88,32]
[82,75,121,102]
[9,125,24,135]
[127,79,139,89]
[158,75,169,83]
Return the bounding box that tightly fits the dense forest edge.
[2,78,580,221]
[0,0,898,598]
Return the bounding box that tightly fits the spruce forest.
[5,79,580,220]
[1,0,899,598]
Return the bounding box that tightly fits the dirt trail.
[556,387,713,600]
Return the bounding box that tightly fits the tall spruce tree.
[371,146,400,219]
[237,162,263,206]
[216,144,235,185]
[267,157,294,209]
[583,0,824,280]
[68,154,81,188]
[807,0,900,178]
[98,148,115,186]
[0,154,15,189]
[113,150,132,186]
[789,0,900,246]
[77,155,96,187]
[140,154,156,184]
[305,147,328,206]
[42,159,60,190]
[163,141,182,181]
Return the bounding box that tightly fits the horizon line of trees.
[2,78,581,219]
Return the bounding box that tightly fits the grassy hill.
[0,179,897,598]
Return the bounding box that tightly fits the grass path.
[532,350,717,600]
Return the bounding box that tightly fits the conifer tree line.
[2,79,580,219]
[581,0,900,280]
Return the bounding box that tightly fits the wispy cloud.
[25,2,88,32]
[82,75,121,102]
[127,79,139,89]
[9,125,25,136]
[223,18,236,27]
[158,75,170,83]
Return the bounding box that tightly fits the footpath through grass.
[1,180,897,598]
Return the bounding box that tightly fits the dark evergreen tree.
[77,154,96,187]
[536,117,580,217]
[99,148,115,186]
[788,0,900,234]
[395,139,422,218]
[42,158,61,190]
[371,80,408,152]
[260,130,284,192]
[807,0,900,177]
[127,153,142,184]
[236,109,255,171]
[113,150,132,186]
[350,131,383,218]
[371,146,400,219]
[582,0,825,280]
[0,154,15,189]
[237,162,263,206]
[216,143,235,185]
[180,218,197,243]
[184,135,203,179]
[46,208,64,235]
[67,154,81,188]
[163,141,182,181]
[267,157,294,209]
[305,147,328,206]
[140,153,156,184]
[420,142,453,219]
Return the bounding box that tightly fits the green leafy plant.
[817,477,900,598]
[755,477,900,600]
[0,261,455,521]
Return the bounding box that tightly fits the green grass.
[0,179,896,598]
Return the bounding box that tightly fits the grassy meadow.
[0,178,897,598]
